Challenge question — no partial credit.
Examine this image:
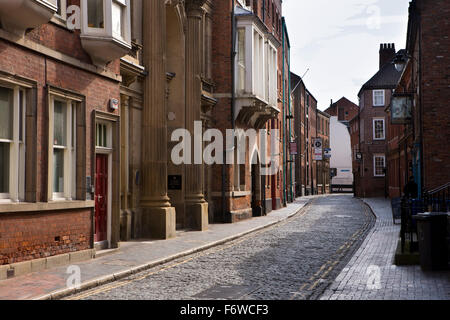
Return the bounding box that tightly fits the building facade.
[291,72,328,197]
[352,43,403,198]
[386,0,450,198]
[210,0,285,223]
[325,97,359,124]
[329,116,353,193]
[316,110,331,195]
[0,0,131,265]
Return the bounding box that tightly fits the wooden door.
[95,154,108,242]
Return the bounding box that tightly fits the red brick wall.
[418,0,450,190]
[0,209,92,265]
[355,89,392,197]
[0,14,121,263]
[325,97,359,122]
[0,39,120,201]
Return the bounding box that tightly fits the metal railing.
[400,182,450,254]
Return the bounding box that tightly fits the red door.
[95,154,108,242]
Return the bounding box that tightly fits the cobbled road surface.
[67,195,375,300]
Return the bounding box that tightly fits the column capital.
[185,0,206,18]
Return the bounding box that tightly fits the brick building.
[210,0,286,223]
[316,109,331,194]
[325,97,359,124]
[386,0,450,198]
[352,43,404,198]
[291,72,330,198]
[0,0,129,267]
[291,72,305,197]
[0,0,217,272]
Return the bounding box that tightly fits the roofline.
[317,109,331,118]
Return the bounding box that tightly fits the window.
[373,118,385,140]
[96,122,112,149]
[373,90,385,107]
[374,155,386,177]
[237,28,246,93]
[0,85,25,202]
[88,0,105,29]
[48,96,77,200]
[112,0,127,39]
[55,0,67,20]
[240,164,246,190]
[81,0,131,65]
[265,42,277,106]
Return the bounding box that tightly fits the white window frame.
[373,118,385,140]
[373,90,385,107]
[0,84,26,203]
[266,42,278,107]
[48,94,78,201]
[81,0,131,45]
[373,154,386,177]
[55,0,67,21]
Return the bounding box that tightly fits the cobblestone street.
[67,195,374,300]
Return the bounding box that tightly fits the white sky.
[283,0,410,110]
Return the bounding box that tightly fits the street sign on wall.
[313,138,323,161]
[290,142,298,155]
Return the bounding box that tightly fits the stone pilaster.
[185,0,209,231]
[141,0,176,239]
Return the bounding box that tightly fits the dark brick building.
[386,0,450,198]
[352,43,404,198]
[325,97,359,124]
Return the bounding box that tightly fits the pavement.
[0,196,313,300]
[320,198,450,300]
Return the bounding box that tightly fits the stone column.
[141,0,176,239]
[185,0,208,231]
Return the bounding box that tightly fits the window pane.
[0,87,13,140]
[53,149,64,194]
[112,1,123,38]
[54,101,67,146]
[88,0,104,28]
[0,143,9,193]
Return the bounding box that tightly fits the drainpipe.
[222,0,237,222]
[281,21,287,206]
[287,40,293,202]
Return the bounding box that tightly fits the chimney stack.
[379,43,396,69]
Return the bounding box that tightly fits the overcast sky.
[283,0,411,110]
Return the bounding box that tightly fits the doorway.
[95,154,108,243]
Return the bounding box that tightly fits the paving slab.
[320,198,450,300]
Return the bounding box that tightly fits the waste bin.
[414,212,449,271]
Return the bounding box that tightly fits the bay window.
[48,95,77,201]
[266,43,277,107]
[81,0,131,65]
[237,28,246,93]
[0,85,26,202]
[55,0,67,21]
[0,0,57,35]
[234,7,280,129]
